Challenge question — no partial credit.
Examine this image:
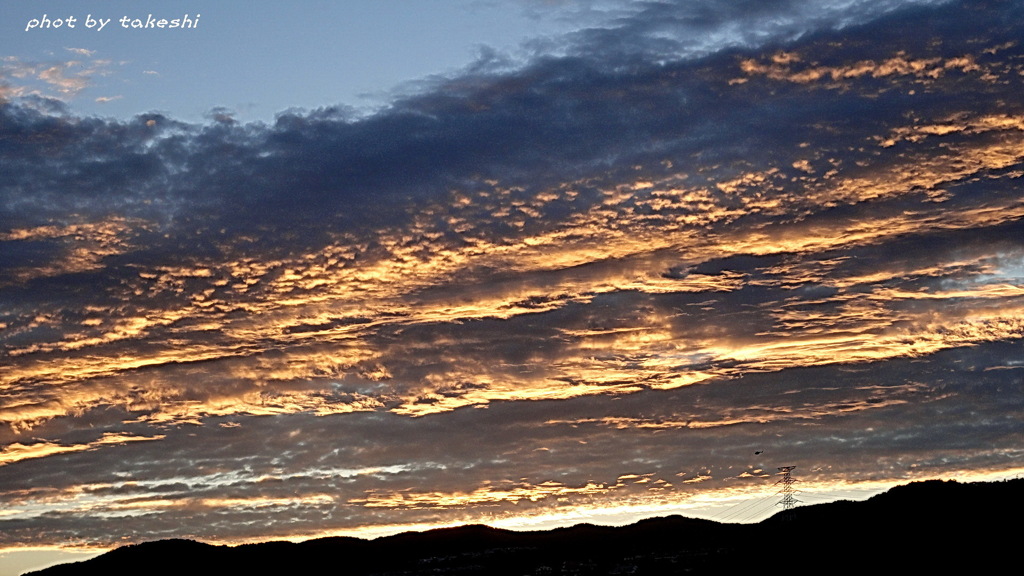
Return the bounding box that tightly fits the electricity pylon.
[775,466,799,512]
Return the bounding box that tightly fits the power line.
[717,493,778,523]
[714,465,805,524]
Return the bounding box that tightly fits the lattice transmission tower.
[775,466,799,512]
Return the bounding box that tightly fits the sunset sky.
[2,0,1023,573]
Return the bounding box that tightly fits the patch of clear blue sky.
[1,0,595,123]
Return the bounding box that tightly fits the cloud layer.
[1,0,1022,548]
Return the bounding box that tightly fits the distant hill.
[27,478,1021,575]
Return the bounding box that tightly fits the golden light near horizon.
[2,2,1024,574]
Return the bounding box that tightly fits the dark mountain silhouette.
[27,478,1020,575]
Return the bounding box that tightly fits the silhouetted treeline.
[28,478,1021,575]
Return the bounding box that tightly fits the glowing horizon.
[2,1,1023,574]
